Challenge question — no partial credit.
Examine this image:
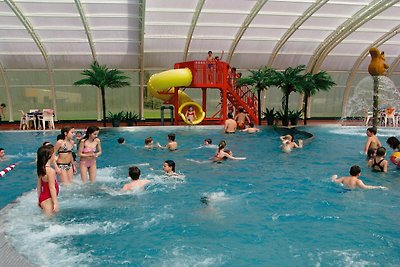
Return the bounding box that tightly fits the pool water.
[1,126,399,266]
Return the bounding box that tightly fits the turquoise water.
[1,126,400,266]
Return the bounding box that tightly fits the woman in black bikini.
[367,147,388,172]
[54,126,76,184]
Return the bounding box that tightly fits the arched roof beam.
[4,0,57,120]
[183,0,205,61]
[308,0,398,74]
[74,0,97,60]
[0,64,13,121]
[267,0,328,67]
[139,0,146,119]
[227,0,268,64]
[341,25,400,117]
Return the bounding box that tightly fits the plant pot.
[290,118,299,126]
[281,118,289,126]
[266,118,275,126]
[112,119,120,127]
[126,120,137,126]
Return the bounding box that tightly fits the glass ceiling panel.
[50,55,94,69]
[36,29,87,40]
[95,42,139,54]
[251,14,298,26]
[144,52,183,69]
[301,17,347,28]
[83,2,140,15]
[0,29,32,39]
[0,42,40,53]
[291,29,332,40]
[146,0,196,9]
[330,43,371,55]
[96,55,138,69]
[189,39,233,52]
[91,29,139,40]
[1,55,46,69]
[235,40,277,53]
[145,38,185,52]
[145,25,189,36]
[16,2,77,13]
[146,12,194,23]
[244,28,288,38]
[194,26,238,38]
[230,54,270,69]
[321,55,361,71]
[273,54,313,70]
[44,42,92,53]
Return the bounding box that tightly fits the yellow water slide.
[147,68,205,124]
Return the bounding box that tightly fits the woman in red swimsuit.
[36,144,59,215]
[185,106,197,123]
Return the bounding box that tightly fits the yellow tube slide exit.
[147,68,205,125]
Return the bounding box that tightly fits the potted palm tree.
[302,71,336,125]
[108,111,125,127]
[288,109,303,126]
[263,107,276,126]
[73,61,131,127]
[123,111,139,126]
[273,65,306,126]
[237,67,277,125]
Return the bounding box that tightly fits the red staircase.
[173,60,258,124]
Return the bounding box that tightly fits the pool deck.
[0,119,345,131]
[0,204,36,267]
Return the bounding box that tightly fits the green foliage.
[74,60,131,126]
[107,111,125,121]
[303,71,336,97]
[123,111,139,122]
[288,109,303,120]
[263,107,276,126]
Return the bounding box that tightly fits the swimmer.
[163,160,178,176]
[280,134,302,152]
[213,140,245,161]
[145,137,154,149]
[157,133,177,151]
[121,166,150,191]
[240,122,260,133]
[364,127,381,157]
[204,138,212,146]
[367,147,388,172]
[0,147,6,161]
[36,144,59,215]
[118,137,125,144]
[331,165,387,190]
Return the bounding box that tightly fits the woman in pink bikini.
[185,106,197,123]
[78,126,102,183]
[37,144,59,215]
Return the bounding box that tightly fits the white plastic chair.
[40,109,55,130]
[20,110,37,129]
[384,107,396,127]
[365,111,373,126]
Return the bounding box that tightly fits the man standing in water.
[224,113,237,134]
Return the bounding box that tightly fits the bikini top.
[187,111,195,116]
[83,146,96,153]
[372,158,385,172]
[58,142,73,154]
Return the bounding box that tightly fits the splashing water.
[343,76,400,119]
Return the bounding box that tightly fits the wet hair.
[208,50,212,54]
[204,138,212,144]
[118,137,125,144]
[168,133,176,141]
[367,147,377,158]
[145,137,153,145]
[164,160,176,172]
[249,122,255,128]
[218,140,226,150]
[42,141,51,146]
[376,147,386,157]
[0,147,4,153]
[60,126,74,140]
[37,144,54,177]
[82,126,100,141]
[367,127,377,135]
[349,165,361,176]
[386,137,400,150]
[228,113,233,119]
[200,196,209,205]
[128,166,141,180]
[56,134,64,141]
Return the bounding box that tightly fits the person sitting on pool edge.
[121,166,150,191]
[331,165,387,190]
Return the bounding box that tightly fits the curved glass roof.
[0,0,398,74]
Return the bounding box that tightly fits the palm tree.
[74,61,131,127]
[273,65,306,126]
[302,71,336,125]
[237,67,277,125]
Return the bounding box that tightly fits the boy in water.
[204,138,212,146]
[117,137,125,144]
[240,122,260,133]
[121,166,150,191]
[157,133,177,151]
[145,137,154,149]
[364,127,382,157]
[0,147,6,161]
[331,165,386,189]
[367,147,388,172]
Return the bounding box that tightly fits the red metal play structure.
[164,60,258,125]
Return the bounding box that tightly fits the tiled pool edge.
[0,203,36,267]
